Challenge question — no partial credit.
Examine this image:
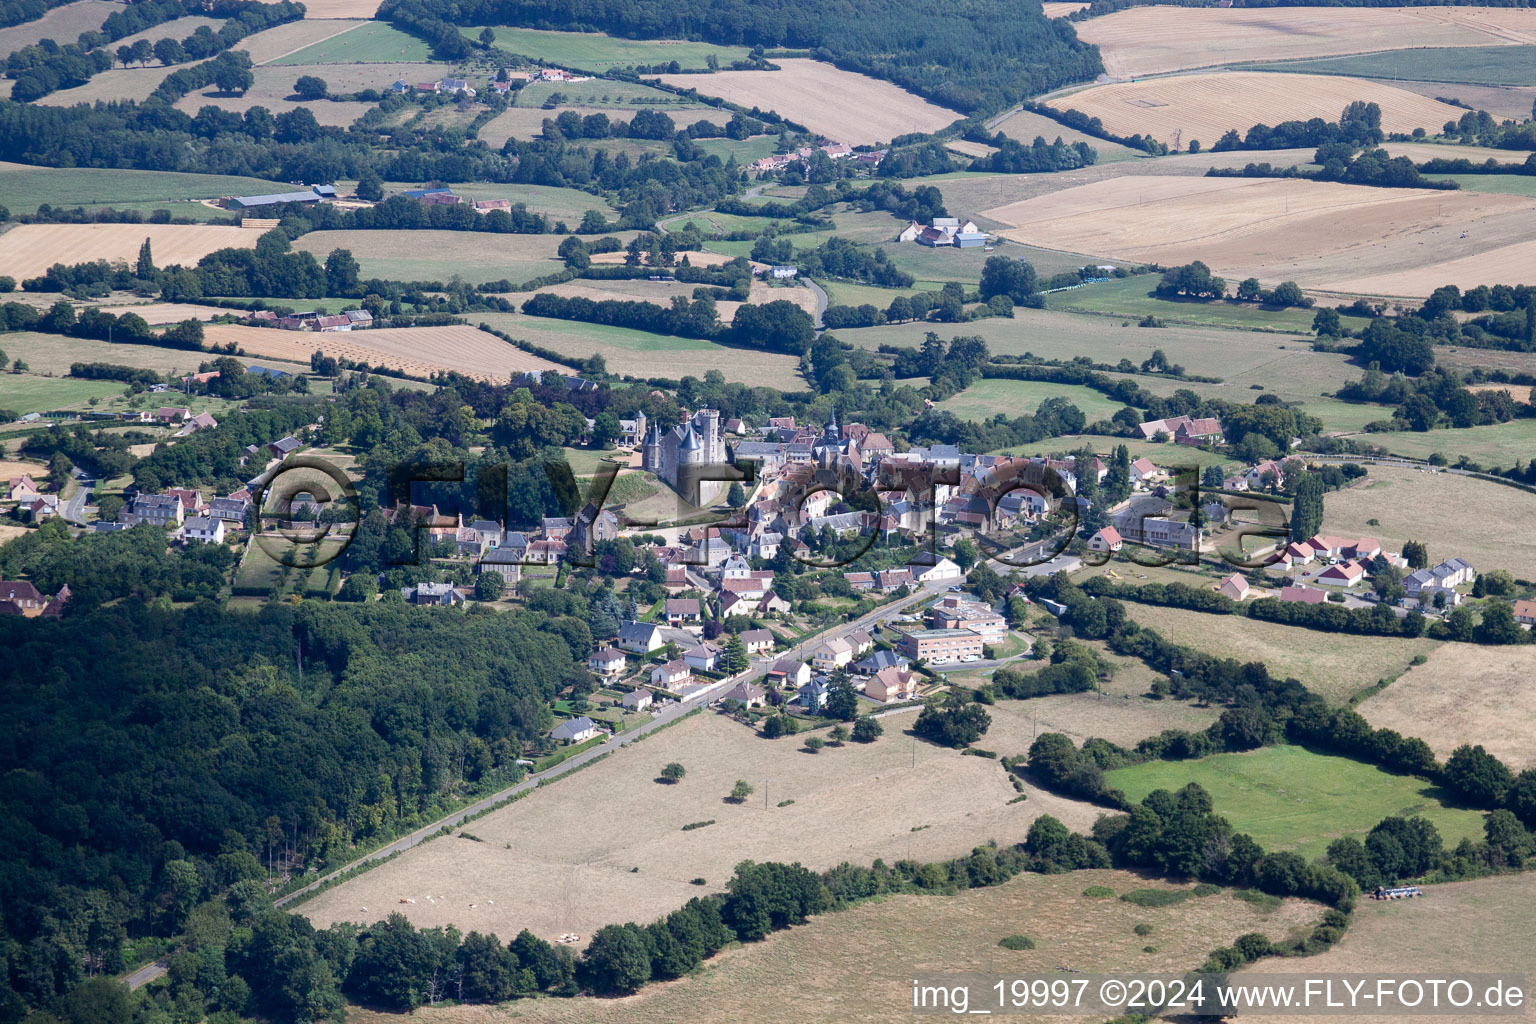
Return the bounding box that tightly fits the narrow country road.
[124,960,168,991]
[274,580,951,910]
[805,277,829,330]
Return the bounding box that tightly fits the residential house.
[587,647,627,678]
[134,493,185,527]
[1129,457,1159,485]
[866,665,917,703]
[477,547,523,586]
[0,581,46,614]
[267,436,302,459]
[810,637,854,672]
[157,406,191,424]
[182,516,226,545]
[401,582,465,606]
[683,642,723,673]
[846,628,874,655]
[1279,584,1328,605]
[1088,527,1123,554]
[1315,561,1366,588]
[665,598,702,627]
[739,628,775,656]
[621,688,654,711]
[6,475,42,503]
[23,496,59,522]
[542,516,572,540]
[855,648,908,675]
[798,677,830,712]
[175,411,218,436]
[617,620,664,654]
[761,658,809,690]
[551,716,597,744]
[209,494,252,523]
[721,681,766,708]
[1174,418,1225,446]
[525,538,567,564]
[651,659,694,689]
[1513,599,1536,628]
[1216,573,1250,601]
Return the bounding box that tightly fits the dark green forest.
[0,599,584,1013]
[382,0,1103,114]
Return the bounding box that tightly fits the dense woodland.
[381,0,1101,114]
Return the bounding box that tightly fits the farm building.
[227,185,336,210]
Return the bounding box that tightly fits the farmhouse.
[551,716,597,744]
[6,475,42,502]
[1513,600,1536,628]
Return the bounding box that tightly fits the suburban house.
[1279,584,1328,604]
[1129,458,1159,485]
[1216,573,1250,601]
[911,557,963,583]
[798,677,829,712]
[617,620,664,654]
[855,648,908,675]
[810,637,855,672]
[621,688,654,711]
[1404,558,1476,604]
[182,516,226,545]
[866,666,917,703]
[1315,561,1366,588]
[587,647,627,678]
[651,659,693,689]
[1307,535,1382,561]
[1088,526,1123,554]
[683,642,723,673]
[721,681,766,708]
[898,628,985,662]
[551,716,598,744]
[665,598,703,627]
[739,628,775,655]
[766,657,811,688]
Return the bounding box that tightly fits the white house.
[621,688,654,711]
[551,716,597,744]
[617,620,664,654]
[912,556,962,583]
[587,647,627,678]
[683,642,722,673]
[810,637,854,672]
[651,659,693,689]
[182,516,226,544]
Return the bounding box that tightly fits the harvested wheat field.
[983,174,1536,289]
[480,106,640,146]
[0,223,255,280]
[0,459,47,480]
[1236,872,1536,1024]
[36,65,180,105]
[99,302,233,324]
[298,0,381,17]
[1330,234,1536,297]
[1321,463,1536,580]
[1048,73,1463,149]
[0,0,117,57]
[1469,382,1534,404]
[200,323,563,383]
[1120,603,1441,705]
[985,692,1220,751]
[660,59,960,146]
[1359,644,1536,772]
[357,870,1321,1024]
[588,249,738,269]
[300,710,1103,946]
[1078,5,1536,78]
[1,330,303,377]
[237,19,365,64]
